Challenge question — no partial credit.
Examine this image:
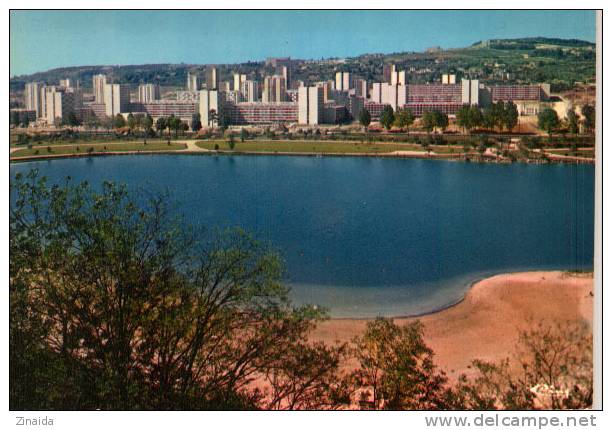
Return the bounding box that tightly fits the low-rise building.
[224,102,298,125]
[130,100,197,125]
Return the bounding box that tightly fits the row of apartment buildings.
[18,62,551,128]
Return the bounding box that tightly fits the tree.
[450,321,592,410]
[421,110,436,133]
[502,101,519,132]
[358,108,371,131]
[422,110,448,133]
[10,110,20,126]
[101,115,114,132]
[468,106,483,131]
[352,319,450,410]
[567,109,579,134]
[240,128,249,142]
[581,104,595,133]
[482,106,496,131]
[227,134,236,150]
[113,114,126,129]
[394,109,414,131]
[167,115,182,138]
[155,117,167,138]
[379,105,395,131]
[85,116,101,130]
[538,108,560,136]
[142,114,154,136]
[62,111,81,127]
[10,171,339,410]
[433,110,448,131]
[127,113,136,131]
[491,101,506,131]
[191,113,202,132]
[455,105,471,134]
[261,338,352,410]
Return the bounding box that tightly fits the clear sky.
[10,10,596,77]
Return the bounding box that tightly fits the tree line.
[358,102,595,136]
[10,172,593,411]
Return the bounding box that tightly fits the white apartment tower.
[206,67,219,90]
[199,89,221,127]
[93,74,107,103]
[383,83,408,111]
[391,70,406,86]
[280,66,291,89]
[461,79,480,105]
[442,74,457,84]
[354,79,368,98]
[59,79,74,88]
[103,83,130,117]
[262,76,286,103]
[240,80,259,102]
[138,83,161,103]
[25,82,44,118]
[233,73,247,92]
[371,82,383,103]
[43,86,78,125]
[187,72,200,92]
[335,72,352,91]
[298,86,324,125]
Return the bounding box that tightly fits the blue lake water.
[10,154,595,317]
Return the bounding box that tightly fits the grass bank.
[195,140,446,154]
[11,142,187,157]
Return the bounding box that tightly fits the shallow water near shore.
[10,154,595,317]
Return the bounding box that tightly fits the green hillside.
[10,37,595,94]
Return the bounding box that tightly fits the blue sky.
[10,10,596,76]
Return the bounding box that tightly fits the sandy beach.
[311,271,593,379]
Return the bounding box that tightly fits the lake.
[10,154,595,318]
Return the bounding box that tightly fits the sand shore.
[311,271,593,379]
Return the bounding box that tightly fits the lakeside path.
[9,140,595,164]
[310,271,593,380]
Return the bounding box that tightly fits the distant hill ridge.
[10,37,595,93]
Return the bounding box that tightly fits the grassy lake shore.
[10,139,594,164]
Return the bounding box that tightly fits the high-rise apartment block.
[199,89,221,127]
[262,76,286,103]
[280,66,291,89]
[298,86,324,125]
[383,64,394,84]
[93,74,107,103]
[267,57,292,88]
[103,83,130,117]
[187,72,200,92]
[43,86,79,125]
[205,67,219,90]
[240,80,259,102]
[233,74,247,92]
[59,79,75,88]
[25,82,44,118]
[138,83,161,103]
[316,81,334,103]
[461,79,480,105]
[371,83,408,111]
[382,64,407,86]
[441,74,456,84]
[354,79,368,98]
[335,72,352,91]
[391,70,406,86]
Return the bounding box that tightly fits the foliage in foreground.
[10,171,347,410]
[10,171,593,410]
